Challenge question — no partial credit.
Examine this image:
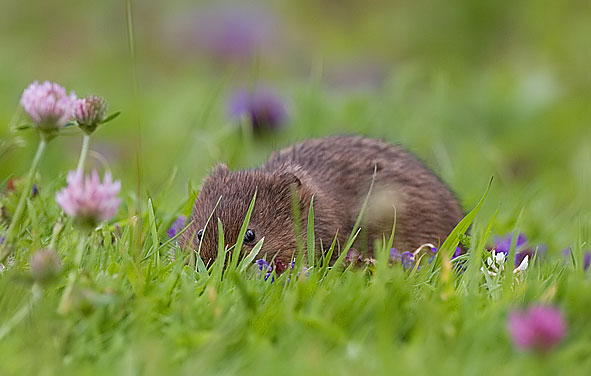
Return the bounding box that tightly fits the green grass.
[0,187,589,375]
[1,0,590,374]
[0,138,589,375]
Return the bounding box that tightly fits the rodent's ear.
[276,164,304,188]
[281,172,301,188]
[210,163,229,177]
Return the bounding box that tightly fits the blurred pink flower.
[74,95,107,134]
[508,305,566,353]
[20,81,77,130]
[56,170,121,226]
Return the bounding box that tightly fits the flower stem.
[0,284,42,340]
[76,133,91,175]
[0,138,47,263]
[57,231,87,315]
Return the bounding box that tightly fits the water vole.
[181,135,464,265]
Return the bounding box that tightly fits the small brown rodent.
[182,135,464,266]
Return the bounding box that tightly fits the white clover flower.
[482,250,529,277]
[514,255,529,274]
[494,251,506,264]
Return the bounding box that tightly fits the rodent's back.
[264,135,464,253]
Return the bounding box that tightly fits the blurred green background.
[0,0,589,250]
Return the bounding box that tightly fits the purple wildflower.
[167,216,186,239]
[389,248,400,261]
[30,249,62,285]
[32,184,38,197]
[228,87,288,133]
[494,233,527,255]
[508,305,566,353]
[255,259,272,280]
[55,170,121,227]
[20,81,76,131]
[0,233,4,245]
[182,5,274,62]
[255,259,271,272]
[400,251,415,269]
[74,95,108,134]
[255,259,277,282]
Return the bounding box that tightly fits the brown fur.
[181,135,464,265]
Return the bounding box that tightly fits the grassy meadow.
[0,0,590,375]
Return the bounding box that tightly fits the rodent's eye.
[244,229,256,243]
[197,229,204,241]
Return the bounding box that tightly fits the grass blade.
[147,198,159,262]
[307,196,315,268]
[435,177,494,264]
[238,237,265,273]
[229,191,257,271]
